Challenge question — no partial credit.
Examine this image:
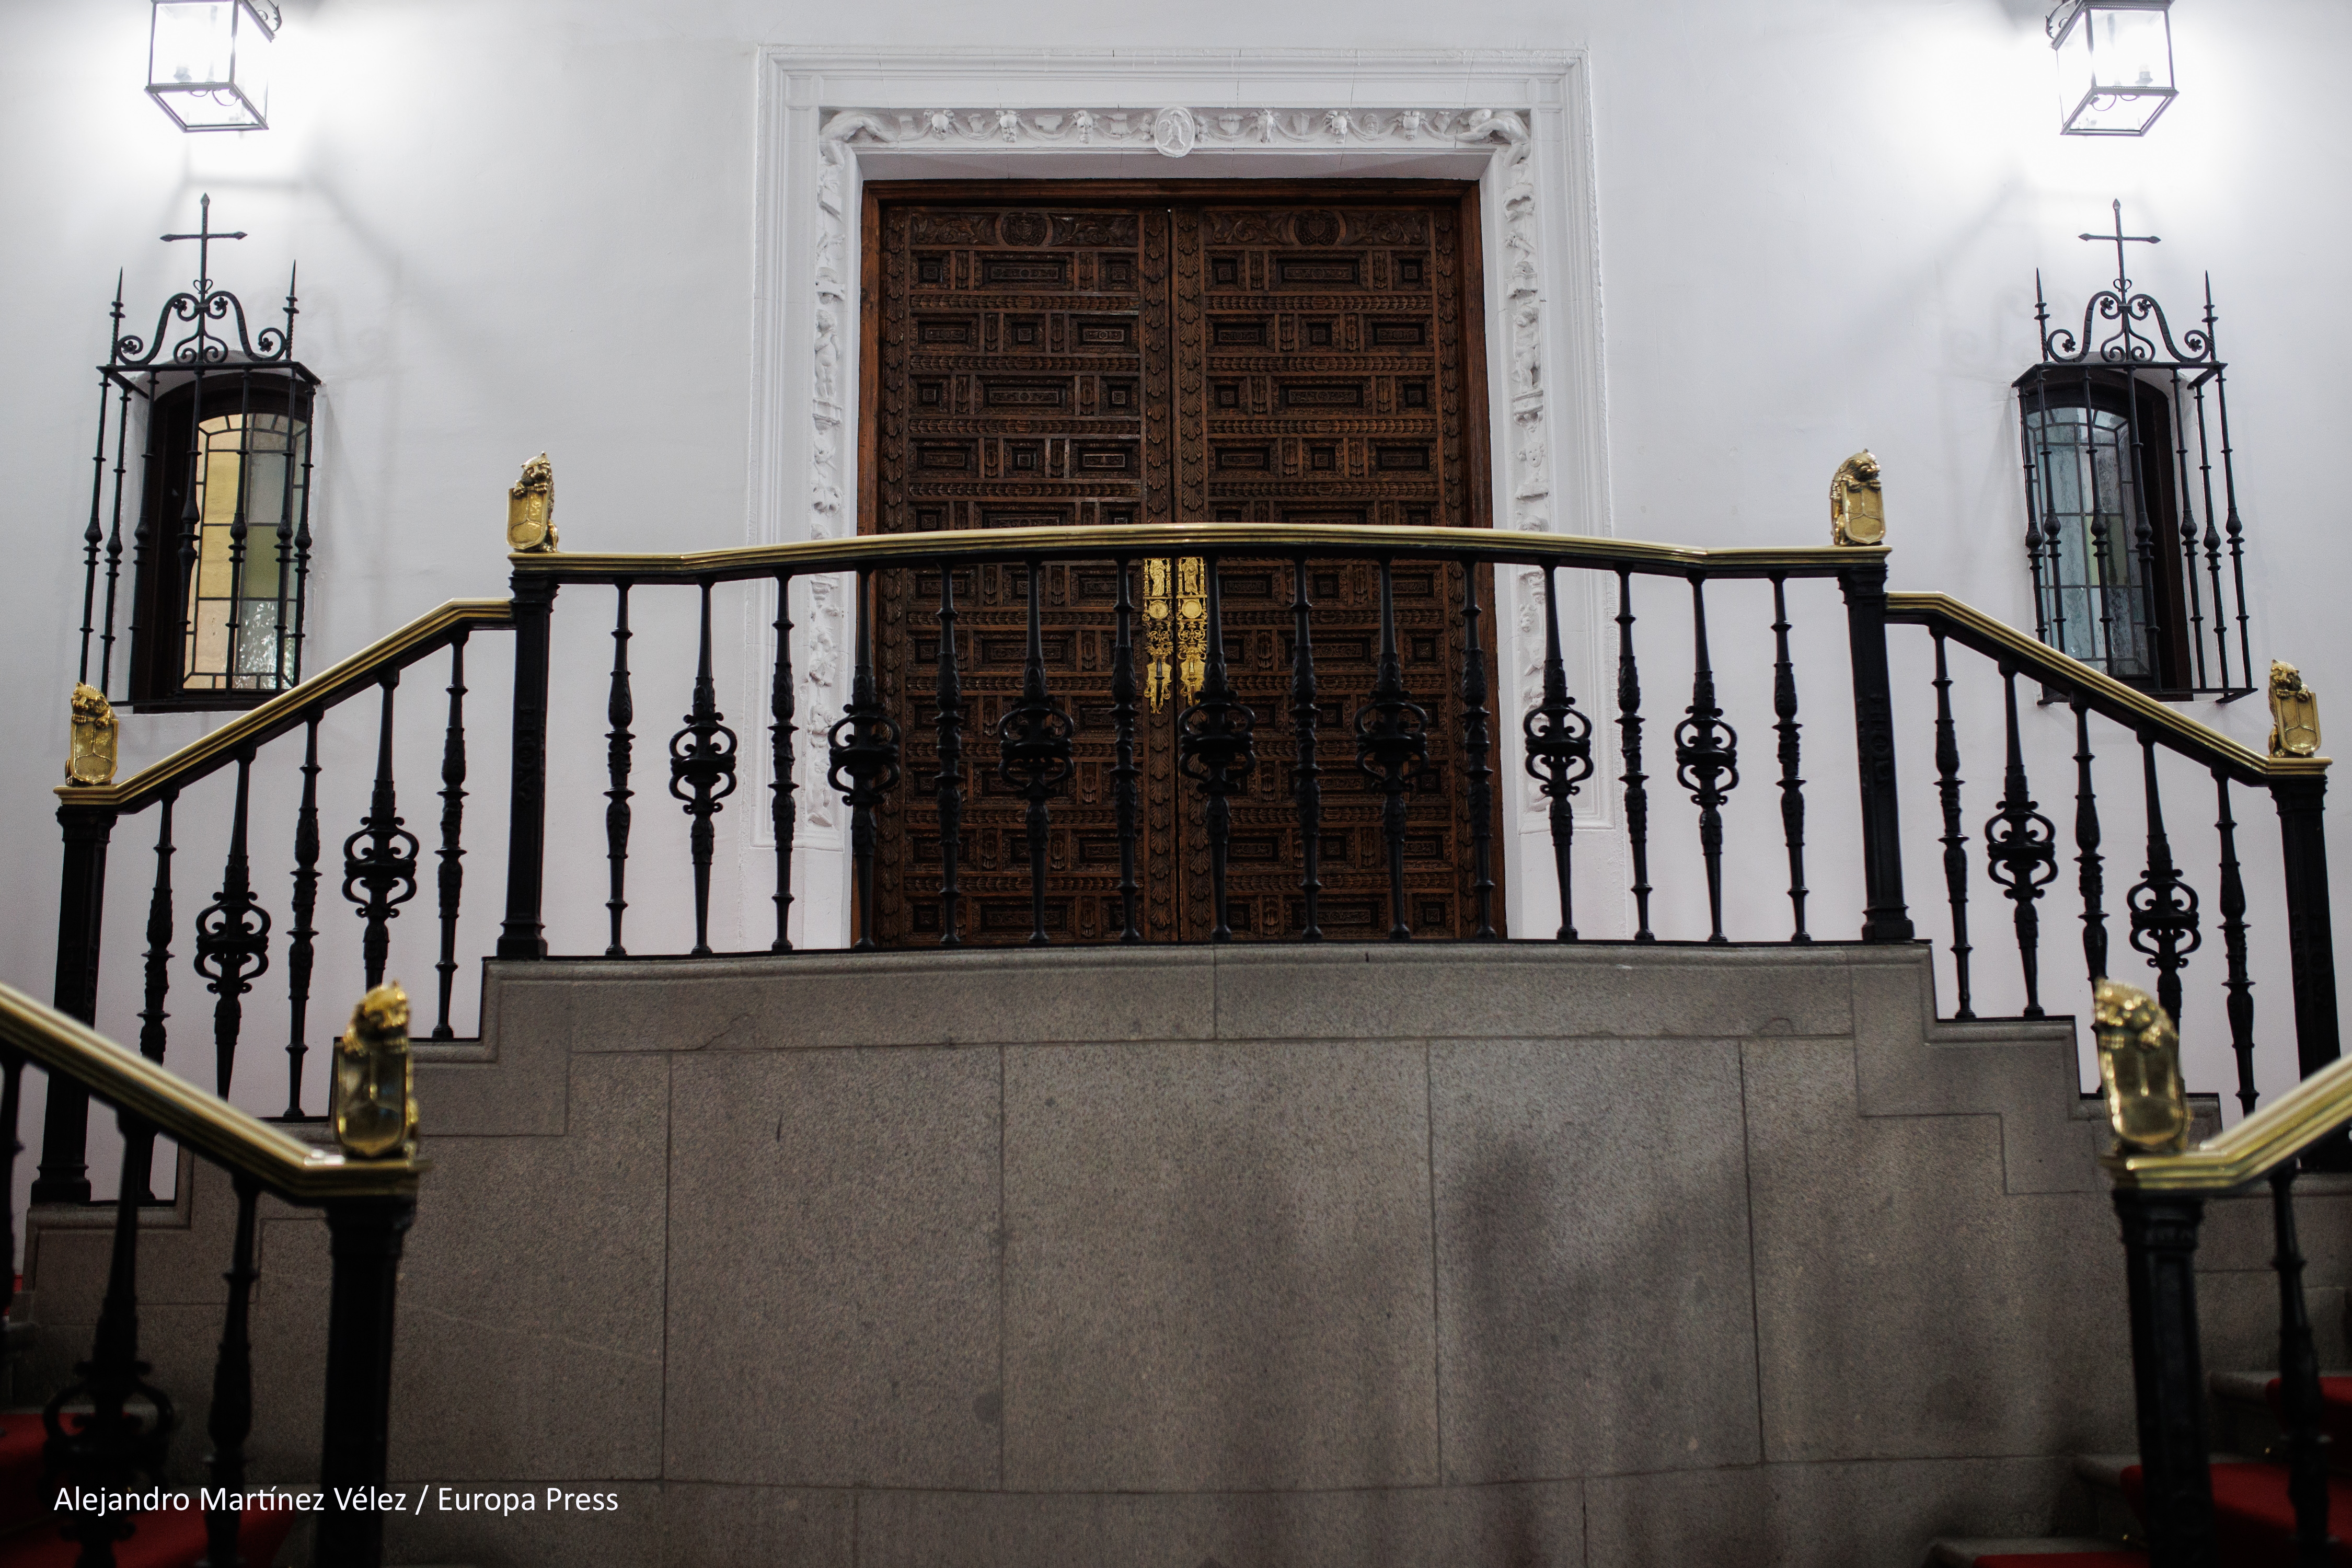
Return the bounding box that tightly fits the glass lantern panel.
[180,411,306,692]
[2087,6,2172,91]
[151,2,237,89]
[149,2,271,131]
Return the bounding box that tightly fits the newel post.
[34,799,117,1204]
[1838,558,1913,942]
[2269,769,2339,1081]
[314,1194,416,1568]
[2113,1190,2218,1567]
[497,573,557,960]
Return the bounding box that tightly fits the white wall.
[3,0,2348,1151]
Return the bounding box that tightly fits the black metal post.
[1523,563,1593,942]
[2128,735,2202,1027]
[1113,560,1143,943]
[668,582,741,958]
[342,683,417,995]
[1458,559,1497,939]
[199,751,274,1098]
[431,636,468,1037]
[2072,698,2110,993]
[829,569,903,951]
[195,1178,261,1568]
[1769,575,1811,943]
[2272,772,2341,1080]
[605,585,635,958]
[1354,559,1430,941]
[1930,633,1974,1018]
[1674,576,1739,944]
[2270,1162,2334,1566]
[498,575,557,959]
[1616,569,1655,942]
[315,1195,416,1568]
[1178,558,1256,944]
[2112,1189,2218,1568]
[1839,559,1913,942]
[935,564,965,947]
[1287,558,1323,941]
[1985,665,2059,1018]
[133,792,178,1198]
[2213,771,2257,1119]
[769,572,798,953]
[36,801,115,1204]
[283,713,324,1119]
[996,563,1075,947]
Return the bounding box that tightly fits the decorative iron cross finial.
[160,193,248,293]
[2080,198,2160,296]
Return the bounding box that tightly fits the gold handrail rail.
[1887,591,2328,786]
[509,522,1886,582]
[59,598,515,813]
[0,981,423,1202]
[2108,1050,2352,1194]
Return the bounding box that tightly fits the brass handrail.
[59,598,515,813]
[1886,591,2330,786]
[2108,1051,2352,1194]
[510,521,1886,583]
[0,981,423,1202]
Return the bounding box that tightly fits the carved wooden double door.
[860,181,1498,943]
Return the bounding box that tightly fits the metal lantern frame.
[2048,0,2177,136]
[147,0,282,133]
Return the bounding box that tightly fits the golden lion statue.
[2094,978,2189,1154]
[1830,451,1886,547]
[336,981,419,1160]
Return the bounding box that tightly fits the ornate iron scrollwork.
[1354,560,1431,941]
[1673,579,1740,943]
[342,676,419,992]
[669,584,741,958]
[197,750,273,1097]
[828,571,902,951]
[1178,560,1256,943]
[2126,733,2202,1023]
[1521,562,1593,942]
[1983,666,2061,1017]
[996,563,1075,946]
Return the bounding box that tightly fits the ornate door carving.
[861,182,1495,943]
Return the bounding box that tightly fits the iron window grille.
[2017,204,2253,699]
[74,196,319,710]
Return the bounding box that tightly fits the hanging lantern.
[147,0,280,132]
[2048,0,2176,135]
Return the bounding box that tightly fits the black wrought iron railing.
[0,980,423,1568]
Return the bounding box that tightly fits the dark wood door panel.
[861,181,1495,944]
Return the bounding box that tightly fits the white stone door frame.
[744,48,1615,947]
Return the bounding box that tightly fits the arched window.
[128,373,314,705]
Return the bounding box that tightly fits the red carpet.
[0,1414,297,1568]
[2264,1376,2352,1456]
[2122,1460,2352,1566]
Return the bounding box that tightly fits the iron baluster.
[1522,562,1593,942]
[223,370,255,688]
[1770,575,1810,942]
[99,379,135,694]
[133,791,179,1197]
[1674,577,1740,943]
[2269,1163,2334,1565]
[935,563,965,947]
[1288,558,1324,941]
[1354,559,1431,942]
[2112,1189,2218,1568]
[2270,773,2342,1080]
[282,714,322,1119]
[828,569,902,952]
[2126,734,2202,1024]
[124,371,160,702]
[1983,665,2059,1018]
[605,585,635,957]
[45,1112,178,1567]
[198,1178,261,1568]
[287,398,315,685]
[431,636,468,1039]
[2192,376,2230,691]
[497,575,556,960]
[2018,350,2053,648]
[996,562,1076,947]
[2208,286,2254,689]
[1930,632,1974,1020]
[1616,569,1654,941]
[1179,558,1258,943]
[1458,559,1497,939]
[341,676,419,994]
[137,792,178,1066]
[769,572,798,953]
[1113,560,1144,943]
[668,581,741,958]
[2072,698,2109,992]
[197,750,273,1096]
[2214,769,2257,1119]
